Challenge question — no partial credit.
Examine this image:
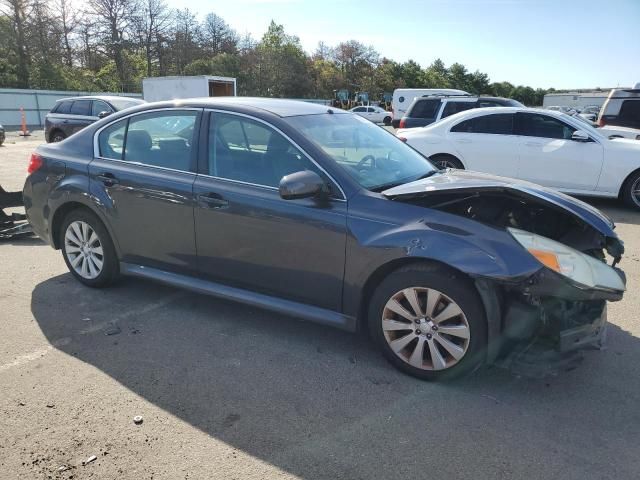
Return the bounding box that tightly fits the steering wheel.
[357,154,377,170]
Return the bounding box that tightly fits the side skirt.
[120,262,357,332]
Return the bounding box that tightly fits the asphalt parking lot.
[1,132,640,479]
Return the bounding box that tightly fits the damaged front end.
[384,170,626,376]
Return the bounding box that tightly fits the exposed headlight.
[508,228,625,292]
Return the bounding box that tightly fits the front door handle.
[455,138,472,144]
[198,192,229,209]
[97,172,119,186]
[525,141,542,147]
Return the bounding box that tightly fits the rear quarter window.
[441,101,475,118]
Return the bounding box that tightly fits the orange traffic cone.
[19,107,31,137]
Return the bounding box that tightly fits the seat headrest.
[127,130,152,151]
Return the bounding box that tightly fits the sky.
[166,0,640,90]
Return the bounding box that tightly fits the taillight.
[28,153,43,174]
[397,136,407,142]
[598,117,605,127]
[399,119,406,129]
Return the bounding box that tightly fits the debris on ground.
[83,455,97,465]
[133,415,143,425]
[104,323,121,336]
[58,464,71,472]
[45,403,55,408]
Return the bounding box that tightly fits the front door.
[515,112,604,191]
[193,111,347,311]
[89,109,202,274]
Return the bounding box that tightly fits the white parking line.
[0,291,185,373]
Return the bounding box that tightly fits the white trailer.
[142,76,237,102]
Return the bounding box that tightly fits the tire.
[51,130,66,143]
[60,209,119,287]
[430,154,464,170]
[383,116,392,126]
[620,170,640,210]
[368,263,487,381]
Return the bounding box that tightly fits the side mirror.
[571,130,591,142]
[279,170,326,200]
[98,111,112,119]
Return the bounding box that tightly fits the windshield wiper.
[370,170,439,193]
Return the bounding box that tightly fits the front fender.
[342,206,543,319]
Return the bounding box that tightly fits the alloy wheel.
[64,220,104,280]
[631,177,640,207]
[436,159,457,169]
[381,287,470,371]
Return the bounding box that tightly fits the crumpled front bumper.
[494,267,622,377]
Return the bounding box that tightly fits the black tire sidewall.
[60,209,118,288]
[622,171,640,210]
[368,265,487,380]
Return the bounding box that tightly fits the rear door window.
[409,99,441,118]
[441,101,476,119]
[70,100,92,116]
[124,111,198,171]
[98,119,127,160]
[353,107,366,112]
[451,113,514,134]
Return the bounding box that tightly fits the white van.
[391,88,469,127]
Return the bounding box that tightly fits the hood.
[383,169,617,239]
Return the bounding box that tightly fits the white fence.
[0,88,142,129]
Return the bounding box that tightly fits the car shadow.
[30,274,640,478]
[0,235,44,246]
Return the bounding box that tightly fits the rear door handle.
[97,172,119,186]
[198,192,229,209]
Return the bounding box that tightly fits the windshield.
[109,98,145,111]
[287,113,436,190]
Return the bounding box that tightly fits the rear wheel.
[383,116,392,126]
[431,154,464,170]
[51,130,66,143]
[621,170,640,210]
[368,264,486,380]
[60,209,119,287]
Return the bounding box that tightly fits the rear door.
[515,112,604,191]
[89,109,201,274]
[448,113,519,177]
[193,111,347,311]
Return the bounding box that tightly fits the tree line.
[0,0,555,105]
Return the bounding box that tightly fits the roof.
[150,97,347,117]
[56,95,144,103]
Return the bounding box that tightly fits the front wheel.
[368,264,487,380]
[383,116,392,126]
[60,209,119,287]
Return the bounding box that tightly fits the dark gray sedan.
[23,98,626,380]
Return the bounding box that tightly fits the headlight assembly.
[508,227,625,292]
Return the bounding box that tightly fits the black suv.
[399,96,524,129]
[45,96,145,143]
